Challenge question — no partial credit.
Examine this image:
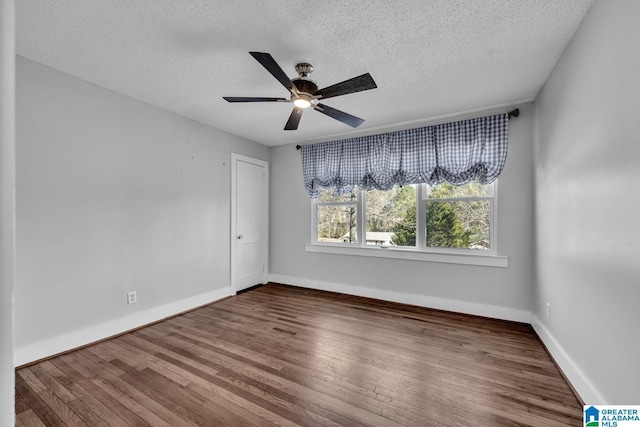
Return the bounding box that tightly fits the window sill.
[305,243,508,268]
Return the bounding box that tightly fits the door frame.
[230,153,269,294]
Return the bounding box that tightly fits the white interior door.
[231,154,268,292]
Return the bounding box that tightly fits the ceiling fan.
[223,52,377,130]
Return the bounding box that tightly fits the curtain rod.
[296,108,519,150]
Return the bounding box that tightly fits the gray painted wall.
[15,57,269,360]
[270,104,535,314]
[534,0,640,403]
[1,0,15,424]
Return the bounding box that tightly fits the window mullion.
[427,196,491,203]
[358,189,366,247]
[315,201,360,207]
[311,199,318,243]
[416,184,426,248]
[490,180,498,253]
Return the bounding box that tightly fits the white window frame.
[308,182,508,268]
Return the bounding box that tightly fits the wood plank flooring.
[15,283,583,426]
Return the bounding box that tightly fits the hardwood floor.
[15,283,582,426]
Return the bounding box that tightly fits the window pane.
[366,185,416,247]
[426,182,491,199]
[426,200,491,250]
[317,188,357,203]
[317,205,358,243]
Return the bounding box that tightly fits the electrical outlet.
[127,291,137,305]
[546,302,551,318]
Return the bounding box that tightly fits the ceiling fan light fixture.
[293,97,312,109]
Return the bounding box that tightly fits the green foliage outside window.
[425,202,472,248]
[391,204,416,246]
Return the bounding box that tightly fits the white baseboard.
[268,274,531,323]
[14,286,234,367]
[530,314,605,404]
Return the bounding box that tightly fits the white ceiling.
[16,0,595,147]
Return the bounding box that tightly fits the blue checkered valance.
[301,113,509,198]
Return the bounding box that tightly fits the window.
[366,186,416,247]
[424,182,494,251]
[315,189,358,244]
[312,182,496,253]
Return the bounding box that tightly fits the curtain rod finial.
[508,108,520,119]
[296,145,301,150]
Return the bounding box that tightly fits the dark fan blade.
[284,107,304,130]
[314,103,364,128]
[223,96,287,102]
[315,73,377,100]
[249,52,297,94]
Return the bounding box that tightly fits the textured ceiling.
[16,0,595,147]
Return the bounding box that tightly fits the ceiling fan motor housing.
[292,78,318,97]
